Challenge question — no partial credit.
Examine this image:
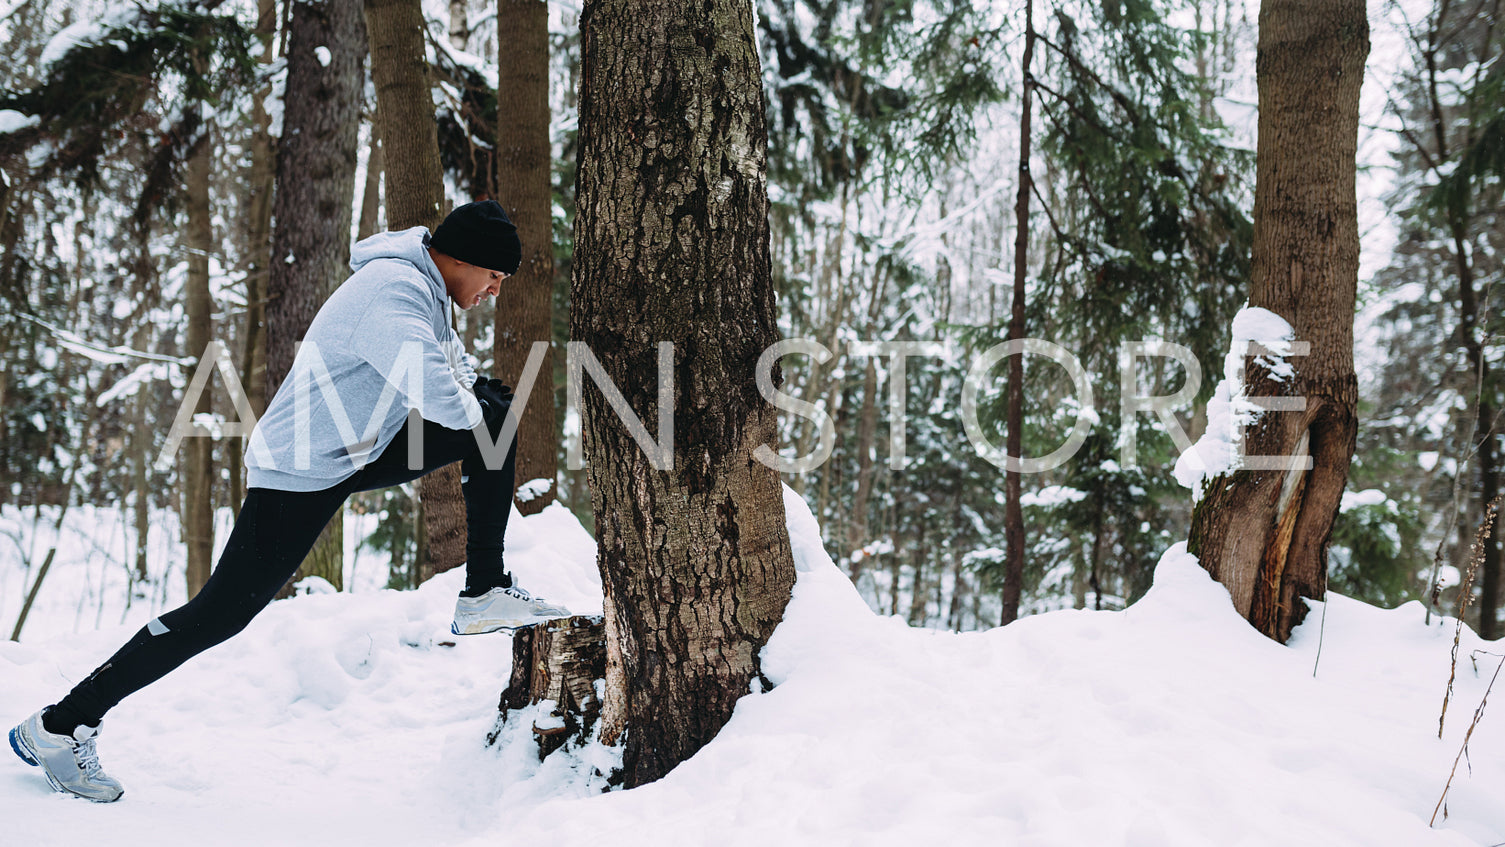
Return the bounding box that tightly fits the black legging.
[47,411,517,731]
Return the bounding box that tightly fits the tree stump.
[488,615,606,759]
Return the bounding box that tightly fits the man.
[8,200,568,802]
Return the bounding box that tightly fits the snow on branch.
[22,313,194,368]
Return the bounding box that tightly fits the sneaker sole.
[451,617,549,636]
[9,726,39,766]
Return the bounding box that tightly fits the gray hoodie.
[246,227,484,492]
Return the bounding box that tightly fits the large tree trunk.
[365,0,445,229]
[266,0,367,594]
[183,129,216,598]
[365,0,466,580]
[574,0,797,788]
[1187,0,1368,643]
[495,0,559,516]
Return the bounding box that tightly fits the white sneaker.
[9,710,125,802]
[451,584,571,635]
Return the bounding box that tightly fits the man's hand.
[472,376,514,424]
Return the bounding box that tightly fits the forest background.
[0,0,1500,639]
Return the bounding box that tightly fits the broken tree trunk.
[1186,0,1367,643]
[489,615,607,760]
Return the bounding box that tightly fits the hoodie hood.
[350,226,448,303]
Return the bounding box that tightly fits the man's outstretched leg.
[9,485,346,801]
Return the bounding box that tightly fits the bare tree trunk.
[132,328,151,586]
[909,519,927,626]
[846,357,878,580]
[947,488,966,629]
[1001,0,1035,626]
[1090,497,1106,610]
[358,129,383,241]
[126,236,158,585]
[947,552,965,630]
[365,0,445,229]
[229,0,278,520]
[267,0,368,595]
[365,0,467,579]
[1458,225,1497,638]
[791,203,852,499]
[184,129,216,598]
[889,552,902,616]
[448,0,469,48]
[495,0,559,516]
[575,0,796,788]
[10,461,78,641]
[1422,0,1499,639]
[1187,0,1367,643]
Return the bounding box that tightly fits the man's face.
[441,256,509,310]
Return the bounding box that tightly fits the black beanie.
[429,200,522,275]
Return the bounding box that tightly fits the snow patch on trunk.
[1173,305,1297,499]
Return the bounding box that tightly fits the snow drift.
[1,490,1502,846]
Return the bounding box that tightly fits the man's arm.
[443,328,480,391]
[349,278,484,430]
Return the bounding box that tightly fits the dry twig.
[1432,651,1505,826]
[1440,496,1501,738]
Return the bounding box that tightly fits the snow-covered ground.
[1,489,1503,846]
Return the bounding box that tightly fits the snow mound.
[2,493,1503,846]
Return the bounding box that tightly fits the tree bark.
[357,129,384,241]
[495,0,559,516]
[229,0,278,519]
[491,615,607,759]
[1457,221,1498,638]
[1001,0,1035,626]
[448,0,469,49]
[266,0,368,595]
[1187,0,1367,643]
[365,0,446,231]
[132,327,151,587]
[574,0,797,788]
[9,475,75,642]
[184,128,215,598]
[909,517,927,626]
[365,0,468,579]
[1423,0,1499,640]
[846,356,878,578]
